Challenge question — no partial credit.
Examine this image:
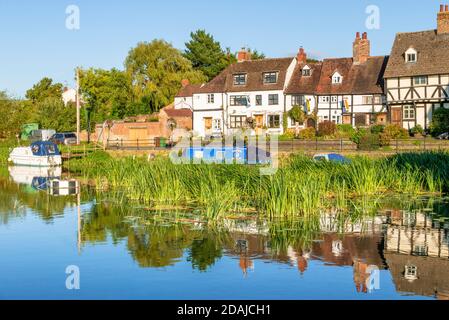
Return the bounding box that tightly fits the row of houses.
[174,5,449,137]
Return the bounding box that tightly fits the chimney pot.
[438,4,449,34]
[362,32,368,39]
[297,47,307,64]
[237,48,251,63]
[181,79,190,87]
[356,32,361,39]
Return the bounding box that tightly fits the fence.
[103,136,449,154]
[278,137,449,154]
[106,138,167,151]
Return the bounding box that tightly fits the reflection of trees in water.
[0,178,81,223]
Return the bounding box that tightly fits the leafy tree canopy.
[79,68,134,123]
[184,29,231,80]
[25,77,63,103]
[125,39,206,114]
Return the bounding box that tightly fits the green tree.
[289,105,306,137]
[430,107,449,136]
[79,68,134,132]
[248,48,266,60]
[34,97,78,132]
[125,39,206,114]
[184,30,230,80]
[25,77,63,103]
[0,92,34,138]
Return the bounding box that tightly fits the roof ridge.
[396,29,436,35]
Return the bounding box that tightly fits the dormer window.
[302,65,311,77]
[263,72,278,84]
[233,74,247,86]
[405,48,417,63]
[332,72,343,84]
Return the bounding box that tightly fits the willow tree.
[125,39,206,114]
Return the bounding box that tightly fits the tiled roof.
[384,29,449,78]
[285,62,323,95]
[163,108,193,118]
[193,57,295,94]
[286,56,388,95]
[175,84,203,97]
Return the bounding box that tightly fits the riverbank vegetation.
[65,151,449,220]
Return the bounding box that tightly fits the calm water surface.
[1,166,449,300]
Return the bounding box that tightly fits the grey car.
[50,132,78,145]
[437,132,449,140]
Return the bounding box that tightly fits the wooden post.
[76,68,81,146]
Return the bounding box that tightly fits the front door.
[204,117,212,134]
[255,115,264,134]
[391,108,402,126]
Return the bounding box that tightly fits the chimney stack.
[297,47,307,64]
[353,32,371,64]
[438,4,449,34]
[181,79,190,88]
[237,48,252,63]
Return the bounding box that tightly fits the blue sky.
[0,0,444,97]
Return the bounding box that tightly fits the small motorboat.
[8,141,62,167]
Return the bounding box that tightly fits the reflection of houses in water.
[222,214,387,289]
[384,210,449,299]
[320,212,386,234]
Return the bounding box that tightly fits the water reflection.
[1,172,449,299]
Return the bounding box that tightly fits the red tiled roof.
[285,62,323,94]
[163,108,193,118]
[175,84,203,97]
[286,56,388,95]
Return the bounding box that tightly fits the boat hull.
[8,155,62,167]
[8,146,62,167]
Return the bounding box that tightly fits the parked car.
[29,129,56,143]
[437,132,449,140]
[50,132,77,145]
[313,153,351,164]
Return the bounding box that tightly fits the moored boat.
[8,141,62,167]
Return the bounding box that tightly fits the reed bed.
[66,151,449,219]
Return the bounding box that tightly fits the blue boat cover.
[30,141,61,156]
[328,153,350,164]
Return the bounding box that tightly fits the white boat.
[8,166,62,186]
[8,141,62,167]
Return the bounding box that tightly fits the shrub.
[379,133,392,147]
[280,130,295,140]
[317,121,337,137]
[350,128,368,145]
[358,133,380,151]
[298,127,316,140]
[430,107,449,136]
[384,124,409,139]
[370,125,385,135]
[410,125,424,137]
[336,124,356,138]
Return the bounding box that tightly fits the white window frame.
[267,114,281,128]
[320,96,330,103]
[207,94,215,104]
[413,76,428,86]
[263,72,278,84]
[405,48,417,63]
[332,72,343,84]
[213,119,221,131]
[331,96,338,103]
[233,74,247,86]
[403,105,416,120]
[302,66,311,77]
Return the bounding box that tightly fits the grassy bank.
[64,151,449,219]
